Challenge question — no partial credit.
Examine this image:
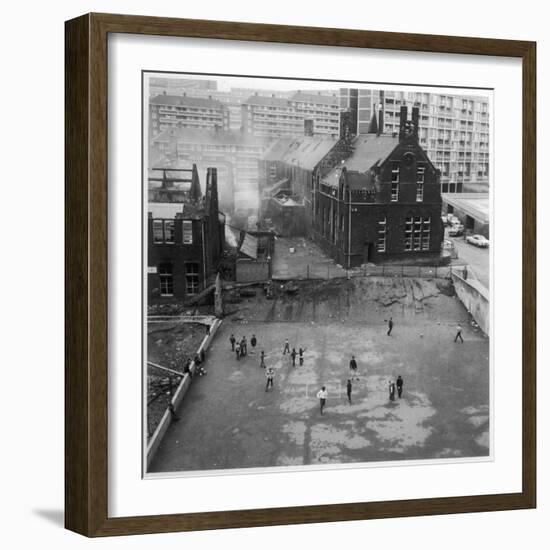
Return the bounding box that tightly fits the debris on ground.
[147,322,206,439]
[239,288,256,298]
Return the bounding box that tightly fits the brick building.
[312,106,444,267]
[148,165,201,203]
[258,135,353,234]
[340,88,490,193]
[147,168,225,303]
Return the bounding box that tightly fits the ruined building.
[147,167,225,303]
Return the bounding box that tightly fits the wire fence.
[274,263,458,281]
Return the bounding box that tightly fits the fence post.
[327,265,330,279]
[307,265,310,279]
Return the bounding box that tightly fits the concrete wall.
[236,259,270,282]
[146,317,222,469]
[451,272,489,336]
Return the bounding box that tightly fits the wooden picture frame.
[65,12,536,537]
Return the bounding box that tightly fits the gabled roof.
[263,136,338,170]
[323,134,398,187]
[344,134,398,171]
[345,171,376,191]
[150,94,222,110]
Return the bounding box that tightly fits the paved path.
[149,315,489,474]
[272,237,347,280]
[449,234,490,291]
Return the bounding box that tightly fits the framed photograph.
[65,13,536,537]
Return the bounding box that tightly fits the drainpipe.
[201,220,207,291]
[347,190,352,269]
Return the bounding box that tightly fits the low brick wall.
[236,259,270,282]
[451,271,489,336]
[146,317,222,469]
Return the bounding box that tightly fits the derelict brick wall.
[236,260,270,282]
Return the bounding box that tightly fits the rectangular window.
[158,264,173,296]
[391,161,400,182]
[164,220,175,244]
[185,263,200,295]
[413,217,422,250]
[404,217,413,251]
[391,181,399,202]
[416,166,425,202]
[153,220,164,244]
[182,220,193,244]
[391,161,399,201]
[377,217,387,252]
[404,216,430,252]
[421,217,431,251]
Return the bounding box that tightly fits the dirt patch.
[147,322,206,439]
[225,277,463,325]
[148,322,206,370]
[436,278,455,296]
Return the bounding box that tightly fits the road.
[448,233,490,291]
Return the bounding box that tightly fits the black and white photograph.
[143,72,491,475]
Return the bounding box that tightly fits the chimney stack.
[398,106,408,142]
[412,106,420,139]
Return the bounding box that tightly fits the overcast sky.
[147,72,490,98]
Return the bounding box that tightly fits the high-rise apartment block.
[241,91,340,138]
[340,88,490,193]
[149,92,229,136]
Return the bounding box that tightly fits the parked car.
[446,213,460,226]
[466,234,490,247]
[448,224,464,237]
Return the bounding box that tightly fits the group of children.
[229,333,258,360]
[318,372,405,415]
[283,339,306,367]
[388,375,404,401]
[229,334,406,403]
